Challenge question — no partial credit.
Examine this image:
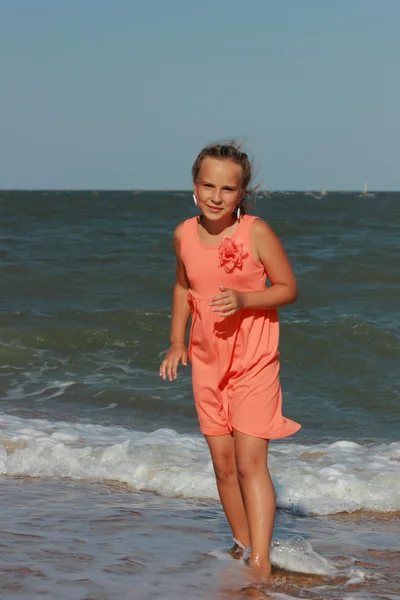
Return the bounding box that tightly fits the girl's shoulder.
[173,217,197,242]
[245,216,283,263]
[173,218,198,258]
[242,215,273,241]
[246,215,275,238]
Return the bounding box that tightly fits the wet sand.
[0,476,399,599]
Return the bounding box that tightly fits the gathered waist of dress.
[187,290,277,324]
[187,290,209,302]
[187,288,267,303]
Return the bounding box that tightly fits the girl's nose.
[211,190,222,204]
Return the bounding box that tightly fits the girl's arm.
[170,223,191,344]
[160,223,191,380]
[241,219,297,310]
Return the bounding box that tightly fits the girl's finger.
[211,298,231,307]
[210,293,230,303]
[219,309,236,317]
[161,353,187,380]
[169,359,180,381]
[160,361,167,379]
[172,361,179,379]
[218,302,237,313]
[218,306,233,315]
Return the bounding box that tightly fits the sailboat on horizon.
[304,189,328,199]
[358,181,374,198]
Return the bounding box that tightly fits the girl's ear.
[192,183,198,207]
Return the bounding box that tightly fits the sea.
[0,190,399,599]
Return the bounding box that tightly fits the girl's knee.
[212,455,237,483]
[236,455,267,480]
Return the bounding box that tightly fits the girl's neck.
[200,214,238,236]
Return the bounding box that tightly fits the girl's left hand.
[209,286,244,316]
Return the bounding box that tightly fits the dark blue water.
[1,190,399,441]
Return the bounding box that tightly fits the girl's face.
[193,158,244,221]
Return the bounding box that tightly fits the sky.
[0,0,399,191]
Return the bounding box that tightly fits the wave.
[0,413,398,516]
[0,308,170,359]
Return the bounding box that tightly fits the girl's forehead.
[198,158,243,182]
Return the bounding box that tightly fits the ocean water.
[0,190,399,599]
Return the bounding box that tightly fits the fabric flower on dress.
[218,237,248,273]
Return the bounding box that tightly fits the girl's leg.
[205,434,250,548]
[233,430,275,576]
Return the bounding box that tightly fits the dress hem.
[232,423,302,440]
[199,423,301,439]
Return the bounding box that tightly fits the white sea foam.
[270,537,337,575]
[210,536,338,576]
[0,412,399,515]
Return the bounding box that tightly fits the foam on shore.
[1,412,399,516]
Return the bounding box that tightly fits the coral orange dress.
[180,215,301,439]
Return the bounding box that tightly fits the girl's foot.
[245,557,274,583]
[228,537,247,560]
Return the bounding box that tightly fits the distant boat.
[358,182,374,198]
[304,190,327,199]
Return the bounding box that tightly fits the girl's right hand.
[159,343,188,381]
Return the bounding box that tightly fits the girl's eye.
[204,183,213,188]
[224,188,234,192]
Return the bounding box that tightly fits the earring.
[236,206,241,220]
[193,194,198,206]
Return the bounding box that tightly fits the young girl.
[160,142,301,580]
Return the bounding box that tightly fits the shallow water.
[1,478,399,599]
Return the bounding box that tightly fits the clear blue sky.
[1,0,399,190]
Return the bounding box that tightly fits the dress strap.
[238,214,258,248]
[180,217,198,257]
